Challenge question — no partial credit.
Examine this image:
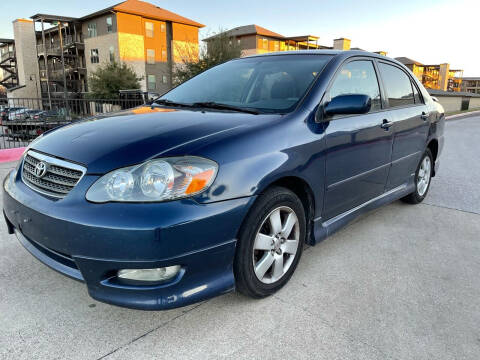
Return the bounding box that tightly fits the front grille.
[21,151,86,198]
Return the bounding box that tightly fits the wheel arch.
[258,176,316,245]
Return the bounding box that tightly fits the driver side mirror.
[324,94,372,117]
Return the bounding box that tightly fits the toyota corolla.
[3,50,444,310]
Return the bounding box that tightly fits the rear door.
[376,61,430,190]
[322,58,394,220]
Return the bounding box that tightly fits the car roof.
[242,49,404,67]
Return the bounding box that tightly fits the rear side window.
[328,60,382,111]
[379,63,414,107]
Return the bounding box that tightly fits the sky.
[1,0,479,76]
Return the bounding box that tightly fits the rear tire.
[234,186,306,298]
[401,149,433,204]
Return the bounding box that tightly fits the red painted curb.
[0,147,26,163]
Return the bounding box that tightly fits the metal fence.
[0,97,147,149]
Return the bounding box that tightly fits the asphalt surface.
[0,115,479,360]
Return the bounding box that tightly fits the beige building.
[204,26,387,58]
[395,57,463,92]
[461,77,480,94]
[5,0,204,101]
[204,24,327,57]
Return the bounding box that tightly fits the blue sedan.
[3,50,444,310]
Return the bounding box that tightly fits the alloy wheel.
[417,156,431,196]
[252,206,300,284]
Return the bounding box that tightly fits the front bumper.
[3,168,255,310]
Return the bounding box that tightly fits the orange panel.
[117,12,167,63]
[142,18,167,62]
[172,23,198,42]
[172,23,199,63]
[117,12,143,35]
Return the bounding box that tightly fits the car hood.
[31,106,278,173]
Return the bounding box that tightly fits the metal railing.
[0,97,147,150]
[0,51,15,62]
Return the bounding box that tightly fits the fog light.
[118,265,181,282]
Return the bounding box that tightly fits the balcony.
[36,36,84,57]
[39,66,87,82]
[37,44,62,57]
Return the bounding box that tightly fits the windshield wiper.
[192,102,259,115]
[154,99,192,108]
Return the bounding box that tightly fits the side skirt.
[310,181,415,245]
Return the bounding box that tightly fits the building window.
[106,17,113,33]
[147,74,156,90]
[237,39,241,45]
[109,46,115,63]
[146,49,155,64]
[161,23,166,32]
[88,23,97,38]
[262,39,268,50]
[145,22,154,38]
[274,41,279,51]
[161,48,167,60]
[90,49,99,64]
[162,75,168,84]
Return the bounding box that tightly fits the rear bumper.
[3,169,255,310]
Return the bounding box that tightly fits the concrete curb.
[446,110,480,120]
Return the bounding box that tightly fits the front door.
[322,59,394,220]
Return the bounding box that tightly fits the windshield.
[159,55,332,114]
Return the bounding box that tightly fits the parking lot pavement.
[1,116,479,360]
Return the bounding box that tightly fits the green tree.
[88,61,142,99]
[173,30,242,86]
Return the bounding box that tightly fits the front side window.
[87,23,97,38]
[147,74,156,90]
[106,17,113,33]
[159,55,332,113]
[379,62,414,107]
[328,60,382,111]
[147,49,155,64]
[90,49,99,64]
[145,22,154,38]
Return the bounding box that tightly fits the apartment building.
[461,77,480,94]
[5,0,204,101]
[203,25,388,59]
[203,25,327,57]
[395,57,463,92]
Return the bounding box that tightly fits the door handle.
[421,112,429,120]
[380,119,393,130]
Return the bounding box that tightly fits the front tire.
[402,149,433,204]
[234,186,306,298]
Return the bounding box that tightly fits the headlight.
[86,156,217,203]
[3,169,16,196]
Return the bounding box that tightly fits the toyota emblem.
[34,161,48,178]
